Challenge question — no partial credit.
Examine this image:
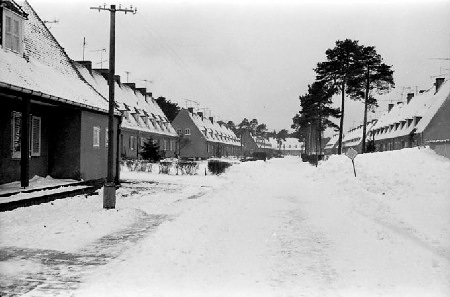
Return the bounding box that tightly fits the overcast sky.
[29,0,450,134]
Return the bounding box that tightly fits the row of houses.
[325,76,450,158]
[0,0,304,188]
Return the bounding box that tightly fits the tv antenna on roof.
[43,19,59,30]
[139,79,153,88]
[184,99,199,109]
[91,48,107,68]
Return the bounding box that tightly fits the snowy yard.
[1,148,449,296]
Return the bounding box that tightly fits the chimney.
[76,60,92,73]
[388,103,394,112]
[93,68,109,81]
[197,112,203,119]
[209,116,214,123]
[123,83,136,90]
[146,92,153,98]
[435,77,445,94]
[187,107,194,114]
[114,75,121,84]
[406,93,414,104]
[136,88,146,95]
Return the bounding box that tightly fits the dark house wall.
[424,93,450,142]
[120,129,177,159]
[172,109,208,159]
[79,111,118,181]
[1,98,51,184]
[48,108,81,180]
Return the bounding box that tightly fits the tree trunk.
[338,82,345,155]
[361,63,370,154]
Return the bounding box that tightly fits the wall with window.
[80,110,118,181]
[0,98,51,184]
[171,109,209,159]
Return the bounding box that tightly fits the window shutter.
[11,112,22,158]
[31,116,41,156]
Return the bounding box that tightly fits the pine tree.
[292,81,340,161]
[315,39,364,154]
[140,139,164,162]
[347,45,394,153]
[155,97,180,122]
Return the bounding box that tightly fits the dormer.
[1,0,28,55]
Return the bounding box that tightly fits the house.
[371,77,449,157]
[171,108,241,159]
[74,62,179,159]
[342,119,378,153]
[279,138,304,156]
[240,130,272,156]
[0,0,119,187]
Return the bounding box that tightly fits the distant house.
[171,108,241,159]
[279,138,304,156]
[342,120,377,153]
[371,77,450,158]
[0,0,119,187]
[74,62,179,159]
[240,130,272,156]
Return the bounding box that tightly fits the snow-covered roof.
[371,77,449,141]
[187,110,240,146]
[0,1,109,113]
[342,120,377,148]
[76,65,177,137]
[325,134,339,150]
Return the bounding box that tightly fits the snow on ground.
[1,148,449,296]
[0,175,79,196]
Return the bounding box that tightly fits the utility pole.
[90,4,137,209]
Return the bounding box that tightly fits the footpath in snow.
[0,147,449,297]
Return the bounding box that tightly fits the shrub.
[177,161,199,175]
[366,140,376,153]
[159,161,172,174]
[208,160,232,175]
[252,151,267,161]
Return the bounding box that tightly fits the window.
[177,129,182,135]
[130,135,136,150]
[2,9,24,54]
[164,140,168,151]
[93,126,100,147]
[169,140,174,151]
[105,128,109,147]
[185,128,191,135]
[10,112,41,158]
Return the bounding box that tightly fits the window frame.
[2,8,25,54]
[93,126,101,147]
[185,128,191,135]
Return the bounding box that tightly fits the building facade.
[75,63,179,160]
[371,77,449,158]
[0,0,118,186]
[171,108,241,159]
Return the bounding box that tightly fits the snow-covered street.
[1,148,450,297]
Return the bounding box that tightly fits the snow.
[1,148,449,296]
[0,175,78,196]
